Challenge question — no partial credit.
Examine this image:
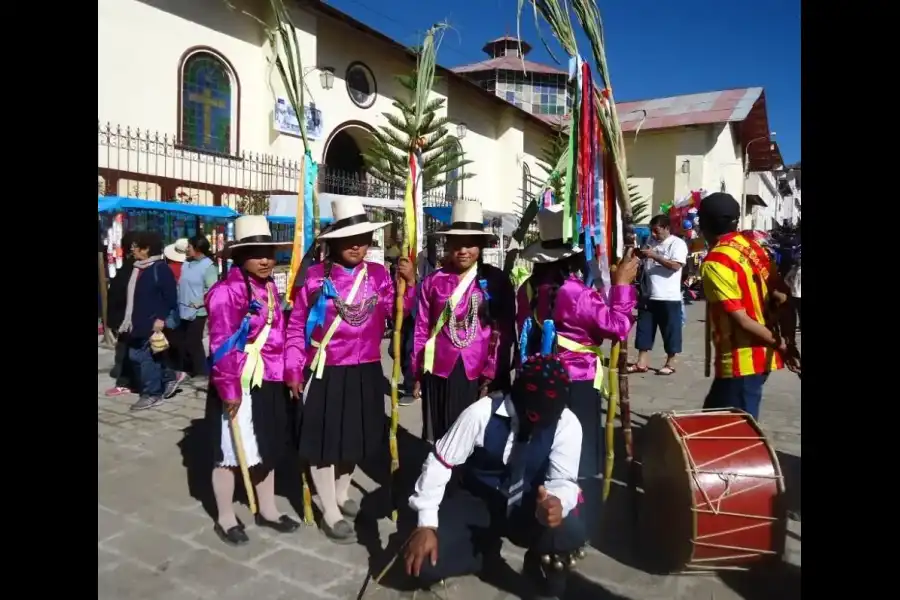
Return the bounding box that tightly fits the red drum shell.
[641,409,787,572]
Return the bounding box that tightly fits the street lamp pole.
[741,132,775,230]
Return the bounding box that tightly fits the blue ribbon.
[540,320,556,356]
[208,299,263,367]
[519,317,533,367]
[302,151,318,253]
[478,278,491,302]
[305,278,339,345]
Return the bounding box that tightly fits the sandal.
[626,364,650,374]
[656,366,676,376]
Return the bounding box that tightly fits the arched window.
[521,163,532,212]
[179,49,239,155]
[445,138,464,201]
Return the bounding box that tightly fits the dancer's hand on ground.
[224,400,241,419]
[535,485,563,528]
[404,527,439,576]
[397,258,415,286]
[287,381,302,401]
[611,250,639,286]
[412,381,422,399]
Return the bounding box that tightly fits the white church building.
[98,0,568,215]
[98,0,782,224]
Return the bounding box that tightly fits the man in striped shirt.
[698,193,799,420]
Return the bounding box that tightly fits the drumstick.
[229,416,258,515]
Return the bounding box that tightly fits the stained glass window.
[181,54,232,154]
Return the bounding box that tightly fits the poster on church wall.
[273,98,324,140]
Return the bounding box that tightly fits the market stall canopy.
[98,196,239,219]
[267,215,334,225]
[268,194,404,221]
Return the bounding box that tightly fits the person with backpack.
[205,216,300,546]
[118,231,179,411]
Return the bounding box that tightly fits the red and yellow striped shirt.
[701,232,783,378]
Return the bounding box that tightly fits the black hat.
[513,354,570,432]
[698,192,740,222]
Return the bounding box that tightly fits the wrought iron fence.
[98,121,475,222]
[98,122,301,206]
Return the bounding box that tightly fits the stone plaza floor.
[98,302,801,599]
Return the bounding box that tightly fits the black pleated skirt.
[568,380,603,479]
[422,359,481,443]
[205,380,294,469]
[297,362,386,466]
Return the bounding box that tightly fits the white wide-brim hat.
[222,215,291,256]
[521,204,584,264]
[318,197,390,239]
[434,198,497,239]
[164,238,188,263]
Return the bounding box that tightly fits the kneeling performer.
[404,354,586,599]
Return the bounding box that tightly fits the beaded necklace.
[330,266,377,326]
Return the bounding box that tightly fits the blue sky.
[325,0,801,163]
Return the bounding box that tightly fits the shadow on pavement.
[718,561,801,600]
[587,422,660,574]
[776,450,801,521]
[177,417,218,520]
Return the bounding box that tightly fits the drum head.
[640,413,696,572]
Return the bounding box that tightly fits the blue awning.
[98,196,239,219]
[267,215,334,225]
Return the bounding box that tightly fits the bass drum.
[640,408,787,572]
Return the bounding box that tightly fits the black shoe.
[254,514,301,533]
[214,522,250,546]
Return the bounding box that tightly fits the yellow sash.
[240,283,276,393]
[525,284,607,393]
[423,266,478,374]
[309,266,367,380]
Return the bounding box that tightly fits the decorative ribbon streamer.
[303,151,318,253]
[478,277,491,302]
[306,278,339,346]
[518,317,533,369]
[209,298,263,367]
[240,285,275,392]
[540,320,556,355]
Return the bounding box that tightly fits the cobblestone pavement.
[98,302,800,599]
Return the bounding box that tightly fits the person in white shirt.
[404,354,586,599]
[630,214,689,375]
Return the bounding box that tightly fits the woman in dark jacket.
[105,231,137,396]
[118,231,179,411]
